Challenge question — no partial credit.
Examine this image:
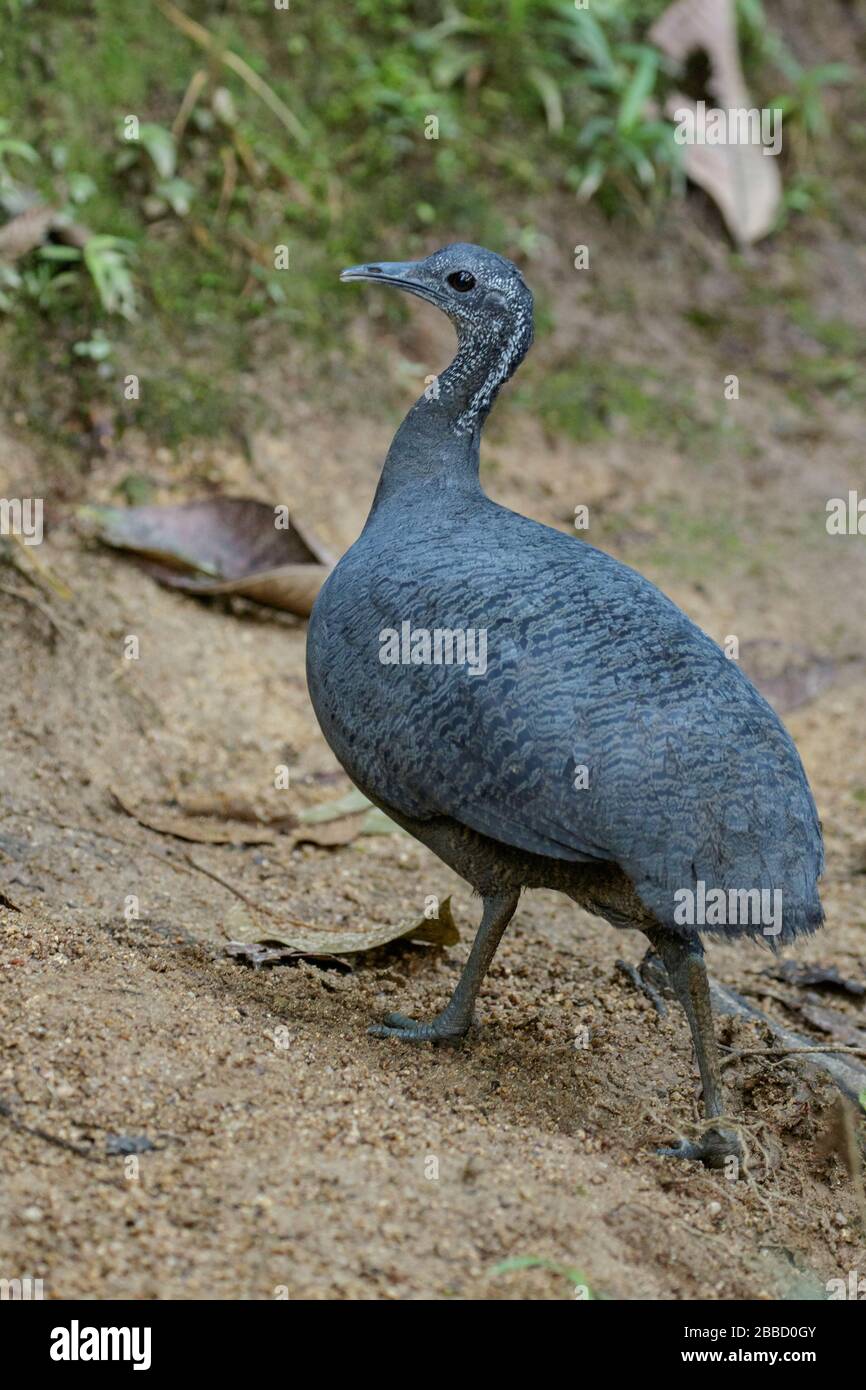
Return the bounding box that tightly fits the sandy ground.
[1,198,865,1300]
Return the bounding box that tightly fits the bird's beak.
[340,259,432,300]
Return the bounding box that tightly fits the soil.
[1,195,865,1301]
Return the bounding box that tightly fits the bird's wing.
[309,506,823,933]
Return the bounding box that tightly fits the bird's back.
[307,480,823,943]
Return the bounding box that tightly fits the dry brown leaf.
[224,941,350,971]
[0,205,57,262]
[163,563,328,615]
[650,0,782,243]
[110,787,277,845]
[80,498,334,618]
[224,895,460,955]
[176,790,296,827]
[292,813,370,848]
[0,201,93,262]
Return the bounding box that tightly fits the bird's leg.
[369,889,519,1043]
[644,925,742,1171]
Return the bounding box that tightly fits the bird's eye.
[447,270,476,292]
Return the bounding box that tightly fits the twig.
[217,144,238,221]
[721,1045,866,1069]
[0,1101,134,1190]
[227,227,273,266]
[153,0,309,145]
[231,130,264,185]
[182,852,317,931]
[172,66,209,144]
[0,809,198,880]
[0,580,67,640]
[615,958,668,1016]
[0,1099,97,1159]
[1,808,316,936]
[7,532,74,600]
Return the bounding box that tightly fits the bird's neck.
[367,325,527,513]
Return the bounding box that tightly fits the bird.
[306,242,824,1168]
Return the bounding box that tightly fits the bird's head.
[340,242,533,361]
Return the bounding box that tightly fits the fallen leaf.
[796,1001,866,1049]
[297,788,371,824]
[292,789,403,846]
[224,940,350,971]
[650,0,782,243]
[79,497,334,617]
[292,812,370,848]
[761,960,865,997]
[111,787,277,845]
[0,205,56,261]
[176,790,295,827]
[224,895,460,955]
[0,199,94,262]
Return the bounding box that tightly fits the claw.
[380,1012,419,1029]
[657,1138,703,1161]
[657,1125,743,1171]
[367,1011,468,1044]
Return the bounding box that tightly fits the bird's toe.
[657,1125,743,1170]
[367,1014,430,1042]
[657,1137,703,1162]
[367,1012,468,1043]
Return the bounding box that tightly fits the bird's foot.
[657,1124,743,1171]
[368,1010,470,1044]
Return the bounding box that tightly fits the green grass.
[642,501,754,585]
[520,361,693,444]
[0,0,856,450]
[489,1255,596,1297]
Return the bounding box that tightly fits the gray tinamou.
[306,244,824,1168]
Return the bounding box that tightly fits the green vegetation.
[490,1254,596,1295]
[521,360,689,443]
[643,500,753,586]
[0,0,854,447]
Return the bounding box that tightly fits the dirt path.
[1,203,865,1300]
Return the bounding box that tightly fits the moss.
[518,362,697,446]
[641,501,752,585]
